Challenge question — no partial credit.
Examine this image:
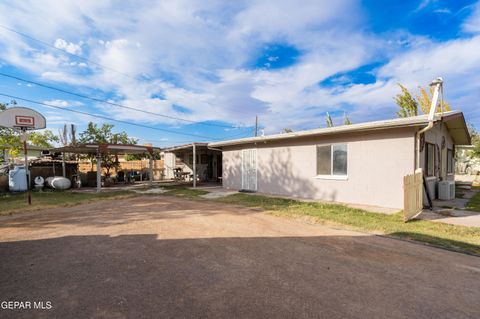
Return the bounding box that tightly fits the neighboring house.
[209,111,470,209]
[0,144,45,164]
[455,145,479,175]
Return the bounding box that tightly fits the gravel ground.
[0,195,479,319]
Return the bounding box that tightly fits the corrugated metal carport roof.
[50,143,161,154]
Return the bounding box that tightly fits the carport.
[50,143,161,192]
[163,143,222,188]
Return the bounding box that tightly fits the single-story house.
[1,144,45,164]
[208,111,470,209]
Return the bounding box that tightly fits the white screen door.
[242,149,257,191]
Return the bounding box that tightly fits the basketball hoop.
[0,107,46,205]
[0,107,46,131]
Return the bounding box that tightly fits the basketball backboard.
[0,107,46,130]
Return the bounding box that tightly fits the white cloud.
[54,38,83,55]
[0,0,479,136]
[43,99,83,108]
[463,2,480,33]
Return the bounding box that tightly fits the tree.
[0,100,58,161]
[343,112,352,125]
[394,84,418,117]
[395,84,452,118]
[29,130,59,148]
[78,122,137,175]
[325,112,334,128]
[416,86,451,114]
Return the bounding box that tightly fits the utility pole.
[254,115,258,137]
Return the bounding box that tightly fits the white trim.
[241,149,244,189]
[209,111,463,147]
[254,148,258,192]
[315,175,348,180]
[241,148,257,191]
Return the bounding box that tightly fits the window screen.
[316,144,347,176]
[332,144,347,175]
[426,143,435,176]
[316,145,331,175]
[447,149,453,173]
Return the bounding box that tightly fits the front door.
[242,149,257,191]
[206,154,213,180]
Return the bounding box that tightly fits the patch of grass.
[216,193,480,255]
[466,191,480,212]
[163,188,209,198]
[0,190,136,215]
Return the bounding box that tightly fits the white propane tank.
[34,176,45,192]
[46,176,71,190]
[8,165,28,192]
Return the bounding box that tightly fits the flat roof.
[209,110,471,147]
[163,142,209,152]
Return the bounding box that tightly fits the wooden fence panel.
[403,169,423,221]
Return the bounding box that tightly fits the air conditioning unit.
[438,181,455,200]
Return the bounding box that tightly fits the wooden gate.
[403,169,423,221]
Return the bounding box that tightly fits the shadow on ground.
[0,234,479,319]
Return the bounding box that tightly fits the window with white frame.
[316,144,348,177]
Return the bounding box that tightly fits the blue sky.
[0,0,479,147]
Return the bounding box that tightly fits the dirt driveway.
[0,196,479,318]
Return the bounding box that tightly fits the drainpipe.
[415,77,443,170]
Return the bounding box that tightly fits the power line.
[0,24,262,118]
[0,72,240,129]
[0,93,223,141]
[0,24,136,80]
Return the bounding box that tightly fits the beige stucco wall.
[419,122,455,200]
[223,127,416,209]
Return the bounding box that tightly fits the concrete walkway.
[194,186,400,214]
[420,187,480,227]
[418,209,480,227]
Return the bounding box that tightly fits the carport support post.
[192,143,196,188]
[62,152,66,177]
[96,153,102,193]
[149,154,154,184]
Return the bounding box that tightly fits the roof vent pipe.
[415,77,443,170]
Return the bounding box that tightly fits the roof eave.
[209,121,428,148]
